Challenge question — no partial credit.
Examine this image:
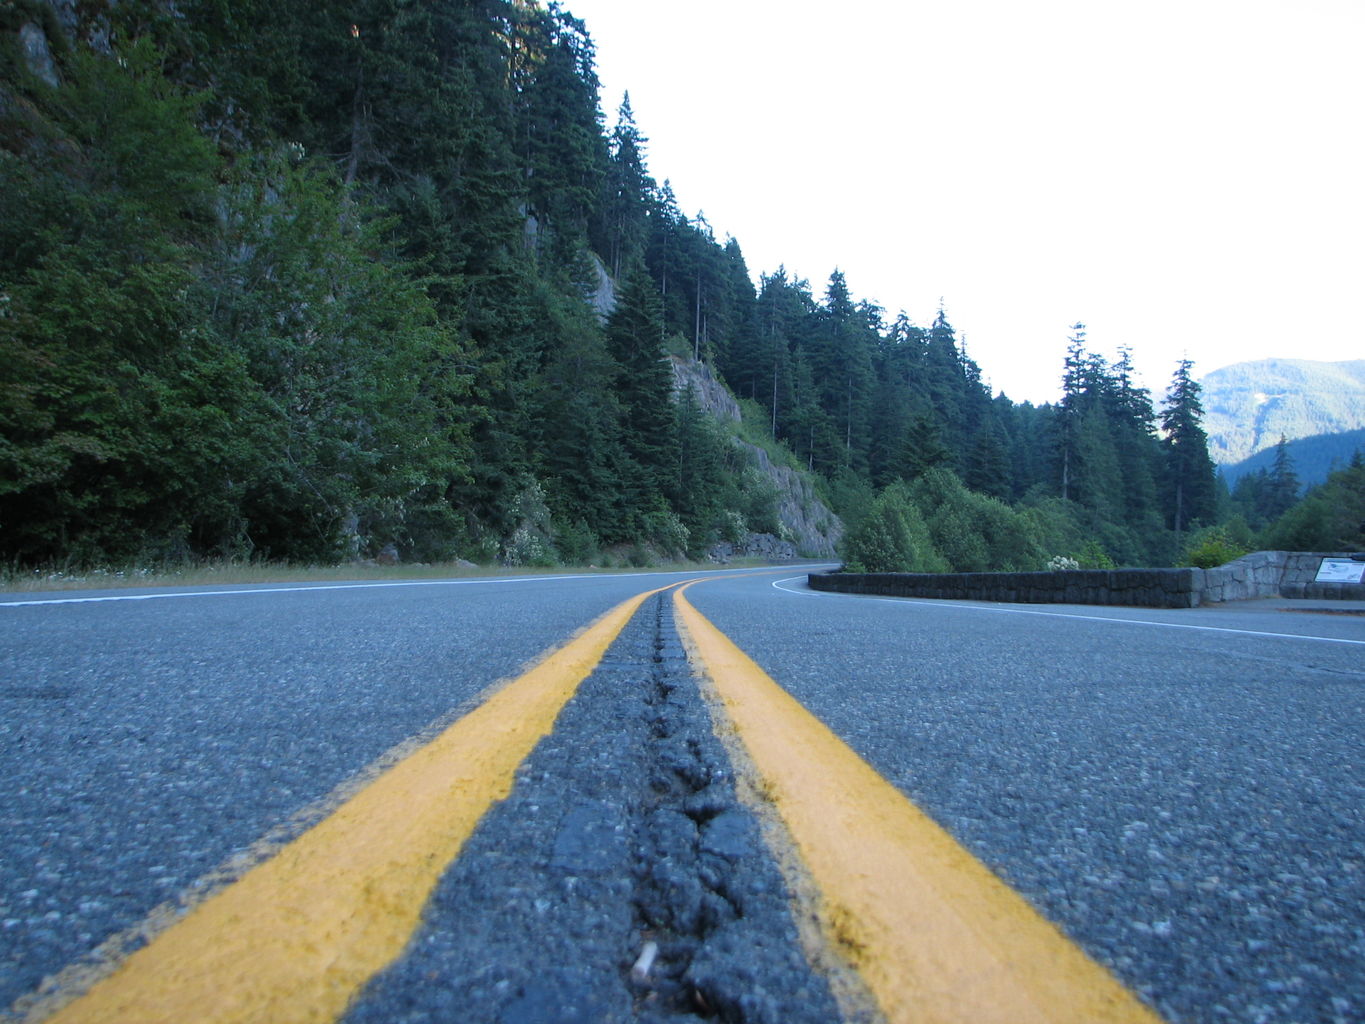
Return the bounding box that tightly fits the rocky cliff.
[669,356,843,558]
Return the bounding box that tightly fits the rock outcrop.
[668,355,842,558]
[705,532,798,563]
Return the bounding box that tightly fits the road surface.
[1,569,1361,1023]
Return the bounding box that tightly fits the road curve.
[2,569,1361,1023]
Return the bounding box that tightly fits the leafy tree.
[203,151,471,560]
[908,468,1047,572]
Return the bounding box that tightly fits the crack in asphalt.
[341,593,841,1024]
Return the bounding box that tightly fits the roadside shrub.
[842,482,948,573]
[1075,539,1116,569]
[501,479,556,566]
[553,518,599,566]
[1178,526,1249,569]
[718,509,747,545]
[644,510,690,560]
[909,468,1047,572]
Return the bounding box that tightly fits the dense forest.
[3,1,1361,572]
[1201,358,1365,466]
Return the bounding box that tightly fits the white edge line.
[1,564,824,609]
[771,575,1365,647]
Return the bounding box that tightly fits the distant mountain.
[1220,427,1365,490]
[1200,359,1365,466]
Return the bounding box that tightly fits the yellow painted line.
[673,584,1166,1024]
[44,585,668,1024]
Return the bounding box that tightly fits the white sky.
[562,0,1364,405]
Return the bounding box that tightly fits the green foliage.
[1201,358,1365,466]
[842,482,947,573]
[203,152,471,561]
[1075,539,1117,570]
[1178,526,1250,569]
[1,38,226,563]
[907,468,1047,572]
[500,479,557,567]
[552,518,600,566]
[2,6,1269,574]
[825,467,876,535]
[1260,459,1365,551]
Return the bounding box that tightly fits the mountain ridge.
[1199,358,1365,466]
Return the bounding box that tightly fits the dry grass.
[0,557,759,593]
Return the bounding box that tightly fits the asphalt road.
[686,576,1365,1024]
[1,569,1362,1023]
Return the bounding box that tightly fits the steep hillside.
[1221,427,1365,490]
[670,357,843,557]
[1201,359,1365,465]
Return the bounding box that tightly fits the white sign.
[1314,558,1365,584]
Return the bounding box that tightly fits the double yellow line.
[674,583,1163,1024]
[37,579,1164,1024]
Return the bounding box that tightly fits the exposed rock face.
[669,355,843,559]
[669,357,740,424]
[587,253,616,321]
[740,442,842,558]
[19,22,60,88]
[706,532,798,563]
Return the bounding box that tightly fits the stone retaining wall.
[809,552,1365,607]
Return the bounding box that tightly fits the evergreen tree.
[529,286,629,543]
[923,307,970,456]
[671,383,727,547]
[602,94,653,278]
[1262,458,1365,551]
[894,415,953,482]
[1056,323,1088,501]
[1263,434,1301,521]
[605,262,676,523]
[963,419,1010,499]
[1160,359,1218,534]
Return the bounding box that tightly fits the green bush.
[1178,526,1249,569]
[553,518,600,566]
[1075,539,1117,569]
[908,468,1047,572]
[842,482,948,573]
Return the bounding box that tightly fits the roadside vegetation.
[3,8,1360,583]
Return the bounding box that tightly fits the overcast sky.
[562,0,1363,405]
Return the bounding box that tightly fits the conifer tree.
[1160,359,1218,534]
[605,262,676,520]
[1264,434,1301,521]
[602,94,653,278]
[1057,323,1088,501]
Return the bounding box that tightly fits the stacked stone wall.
[810,552,1365,607]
